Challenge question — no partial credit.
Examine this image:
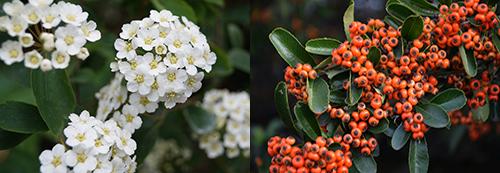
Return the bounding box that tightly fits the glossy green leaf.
[183,105,216,134]
[228,48,250,73]
[399,0,439,16]
[227,24,244,48]
[401,15,424,41]
[459,45,477,77]
[294,102,322,140]
[492,31,500,53]
[367,47,381,65]
[472,99,490,122]
[326,68,349,79]
[345,73,362,106]
[416,103,450,128]
[274,82,300,133]
[0,129,30,149]
[430,88,467,112]
[307,78,330,114]
[151,0,197,23]
[32,70,76,136]
[269,27,315,66]
[352,151,377,173]
[386,3,415,22]
[384,15,402,28]
[369,118,389,134]
[409,138,429,173]
[344,0,355,41]
[0,102,47,134]
[305,38,341,56]
[391,124,410,150]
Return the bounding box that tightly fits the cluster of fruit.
[284,63,318,102]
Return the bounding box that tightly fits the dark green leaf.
[307,78,330,114]
[399,0,439,16]
[204,0,224,7]
[416,103,450,128]
[314,57,332,70]
[207,44,234,78]
[294,102,322,140]
[274,82,301,133]
[492,31,500,53]
[401,15,424,41]
[151,0,197,23]
[386,3,416,22]
[472,99,490,122]
[391,123,410,150]
[448,125,466,154]
[430,88,466,112]
[326,68,349,79]
[269,27,315,66]
[0,129,30,149]
[458,45,477,77]
[384,15,402,28]
[409,138,429,173]
[345,72,362,106]
[228,48,250,73]
[227,24,244,48]
[369,118,389,134]
[0,102,47,134]
[344,0,355,41]
[32,70,76,136]
[352,154,377,173]
[367,47,381,65]
[183,105,216,134]
[305,38,341,55]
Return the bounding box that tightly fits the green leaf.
[399,0,439,16]
[227,24,244,48]
[386,3,415,22]
[430,88,467,112]
[458,45,477,77]
[326,68,349,79]
[345,72,362,106]
[133,116,159,164]
[274,82,300,133]
[183,105,217,134]
[367,47,381,65]
[0,102,47,134]
[204,0,224,7]
[401,15,424,41]
[416,103,450,128]
[352,153,377,173]
[307,78,330,114]
[305,38,342,56]
[369,118,389,134]
[151,0,197,23]
[384,15,402,28]
[31,70,76,136]
[409,138,429,173]
[344,0,355,41]
[0,129,30,149]
[294,102,322,140]
[207,44,234,78]
[269,27,315,66]
[391,124,410,150]
[472,99,490,122]
[228,48,250,73]
[438,0,452,6]
[492,31,500,53]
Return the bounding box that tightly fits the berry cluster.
[284,63,317,102]
[268,136,356,173]
[449,110,492,141]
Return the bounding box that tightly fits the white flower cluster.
[39,110,137,173]
[111,9,216,111]
[0,0,101,71]
[140,139,192,173]
[197,90,250,159]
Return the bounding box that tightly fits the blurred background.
[250,0,500,172]
[0,0,250,172]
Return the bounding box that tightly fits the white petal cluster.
[140,139,192,173]
[39,110,137,173]
[112,9,216,111]
[197,90,250,159]
[95,74,128,121]
[0,0,100,71]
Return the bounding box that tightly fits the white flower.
[110,157,126,173]
[64,125,98,148]
[119,22,140,40]
[184,72,204,97]
[94,119,119,143]
[40,5,62,29]
[114,39,137,60]
[202,50,217,72]
[134,28,159,51]
[55,25,86,55]
[81,20,101,42]
[76,47,89,60]
[163,91,187,109]
[149,10,177,27]
[129,93,158,113]
[226,147,240,159]
[3,0,24,16]
[165,29,190,53]
[29,0,53,7]
[206,142,224,158]
[114,130,137,155]
[40,59,53,71]
[92,137,113,154]
[139,17,155,29]
[157,68,188,93]
[94,155,113,173]
[137,53,166,76]
[225,119,242,135]
[40,32,55,51]
[59,2,88,26]
[164,52,184,69]
[223,133,238,148]
[237,130,250,149]
[65,146,97,173]
[51,50,71,69]
[24,50,43,69]
[124,156,137,173]
[154,44,167,55]
[179,47,205,75]
[124,66,155,95]
[68,110,98,129]
[5,17,28,36]
[117,104,142,133]
[19,33,34,47]
[39,144,67,173]
[0,40,23,65]
[188,28,207,48]
[21,4,41,24]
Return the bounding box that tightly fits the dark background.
[250,0,500,172]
